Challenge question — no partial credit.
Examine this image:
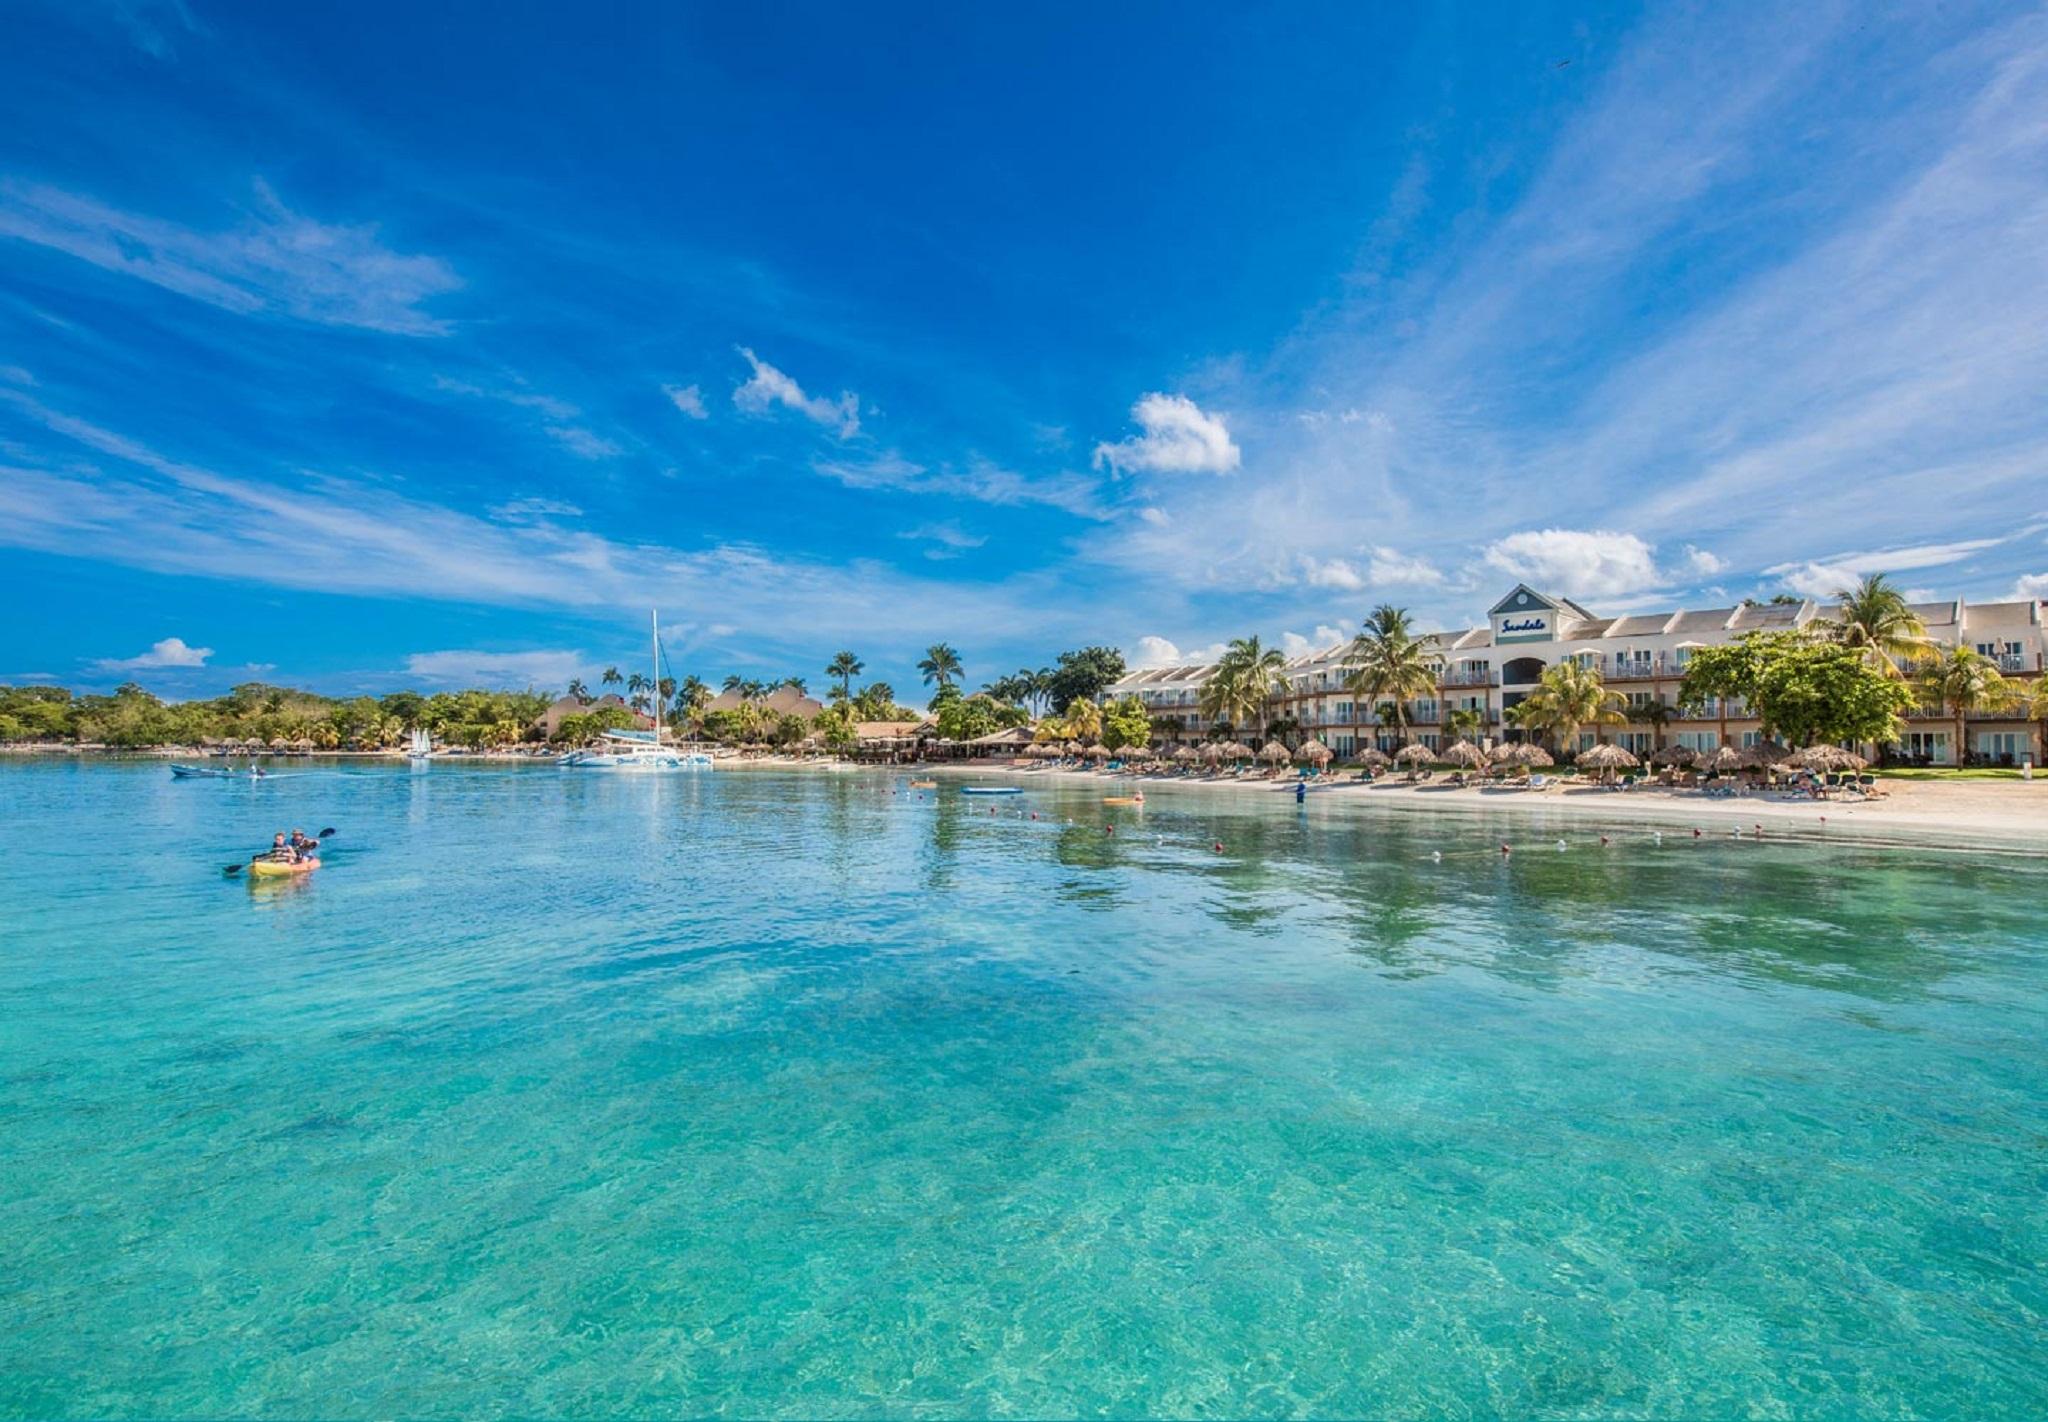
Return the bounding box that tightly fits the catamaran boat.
[557,611,713,772]
[406,727,433,762]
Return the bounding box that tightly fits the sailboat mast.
[651,609,662,747]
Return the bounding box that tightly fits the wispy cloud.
[898,521,988,560]
[0,179,460,334]
[432,376,620,460]
[1093,393,1240,475]
[733,347,859,437]
[1764,537,2007,599]
[403,648,586,689]
[814,451,1104,519]
[0,394,1088,650]
[91,635,211,671]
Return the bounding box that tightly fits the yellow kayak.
[1102,796,1144,805]
[908,780,938,789]
[248,858,319,879]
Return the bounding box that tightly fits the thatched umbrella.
[1441,741,1488,770]
[1743,740,1791,767]
[1698,745,1747,773]
[1083,743,1111,760]
[1788,744,1867,772]
[1577,743,1640,771]
[1647,745,1696,767]
[1501,743,1555,768]
[1258,740,1291,764]
[1299,737,1334,765]
[1198,741,1223,764]
[1221,740,1255,762]
[1393,743,1434,766]
[1351,747,1390,770]
[1172,745,1201,764]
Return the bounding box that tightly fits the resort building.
[1108,584,2047,766]
[535,693,653,740]
[701,685,826,719]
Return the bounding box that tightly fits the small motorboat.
[171,764,237,779]
[961,786,1023,796]
[1102,796,1144,805]
[907,780,938,790]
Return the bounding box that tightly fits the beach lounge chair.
[1526,774,1550,791]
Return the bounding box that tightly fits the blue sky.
[4,1,2046,701]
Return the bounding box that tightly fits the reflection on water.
[0,761,2044,1418]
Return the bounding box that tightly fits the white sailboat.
[558,611,713,771]
[406,727,433,760]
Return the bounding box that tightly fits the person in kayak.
[262,832,298,864]
[288,828,319,859]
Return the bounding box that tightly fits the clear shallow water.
[1,761,2044,1419]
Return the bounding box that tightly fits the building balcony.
[1439,669,1497,687]
[1602,656,1681,681]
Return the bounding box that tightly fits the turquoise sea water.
[1,760,2044,1418]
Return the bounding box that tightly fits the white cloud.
[1482,529,1664,599]
[1137,506,1170,527]
[733,348,859,437]
[1367,546,1445,586]
[1279,625,1351,657]
[2008,573,2048,600]
[1092,393,1240,475]
[0,179,459,334]
[404,649,587,689]
[664,383,708,419]
[1129,635,1228,668]
[1300,557,1366,591]
[1683,544,1726,576]
[1764,537,2005,599]
[93,636,212,672]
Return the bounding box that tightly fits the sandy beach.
[897,759,2048,852]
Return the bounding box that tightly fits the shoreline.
[902,759,2048,854]
[7,746,2044,854]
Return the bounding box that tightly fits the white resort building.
[1108,584,2047,766]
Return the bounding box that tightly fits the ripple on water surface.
[0,761,2044,1417]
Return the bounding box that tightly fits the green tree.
[1680,632,1914,749]
[1045,647,1126,713]
[1101,695,1152,752]
[1344,606,1438,745]
[1822,573,1930,677]
[918,643,963,689]
[826,651,864,702]
[1512,661,1627,752]
[1915,647,2016,766]
[1199,636,1288,737]
[1626,697,1673,750]
[1443,706,1483,745]
[601,666,623,691]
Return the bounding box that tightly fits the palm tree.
[782,676,809,696]
[721,674,746,695]
[566,678,590,705]
[1824,573,1931,677]
[1344,605,1439,748]
[1627,697,1673,751]
[601,666,623,690]
[627,672,650,699]
[1062,697,1103,742]
[2029,687,2048,771]
[918,643,963,688]
[1513,661,1627,753]
[1915,647,2015,767]
[826,651,864,702]
[1199,636,1288,737]
[1443,706,1483,745]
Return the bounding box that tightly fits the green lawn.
[1871,766,2039,781]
